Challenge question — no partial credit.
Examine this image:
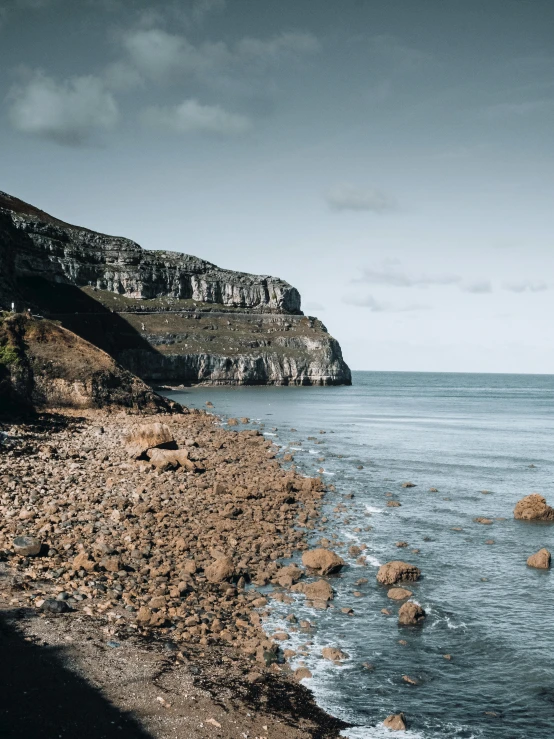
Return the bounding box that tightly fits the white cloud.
[343,294,430,312]
[117,27,319,85]
[503,280,549,293]
[353,267,461,287]
[8,71,119,146]
[461,280,493,294]
[326,184,397,213]
[141,98,251,135]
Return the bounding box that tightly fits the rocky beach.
[0,404,353,738]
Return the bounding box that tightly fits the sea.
[164,371,554,739]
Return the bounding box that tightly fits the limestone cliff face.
[0,191,300,313]
[0,191,351,386]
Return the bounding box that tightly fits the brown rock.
[294,667,312,680]
[376,561,421,586]
[514,494,554,521]
[72,551,96,572]
[205,557,235,583]
[301,548,345,575]
[396,541,408,548]
[402,675,419,685]
[125,423,174,458]
[474,517,493,525]
[398,601,426,626]
[402,482,415,488]
[147,448,195,471]
[527,548,551,569]
[383,713,407,731]
[321,646,349,662]
[387,501,401,507]
[387,587,413,600]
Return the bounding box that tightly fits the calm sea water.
[165,371,554,738]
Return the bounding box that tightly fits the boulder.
[13,535,41,557]
[473,517,493,525]
[377,561,421,586]
[527,548,551,569]
[72,551,96,572]
[147,448,195,471]
[398,601,426,626]
[292,579,334,604]
[383,713,407,731]
[302,548,345,575]
[205,556,235,583]
[387,587,413,600]
[514,494,554,521]
[321,646,349,662]
[294,667,312,681]
[125,423,175,458]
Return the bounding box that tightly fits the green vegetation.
[0,343,19,367]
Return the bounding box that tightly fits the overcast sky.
[2,0,554,373]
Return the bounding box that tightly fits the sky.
[1,0,554,374]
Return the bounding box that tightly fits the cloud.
[117,27,319,85]
[461,280,492,294]
[503,280,549,293]
[8,71,119,146]
[342,294,430,312]
[353,267,461,287]
[141,98,251,135]
[326,185,397,213]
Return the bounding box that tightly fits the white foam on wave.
[365,505,385,514]
[263,432,277,436]
[341,725,425,739]
[290,446,303,451]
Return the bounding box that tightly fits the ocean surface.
[165,371,554,738]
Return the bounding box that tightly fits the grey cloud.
[462,280,493,294]
[503,280,549,293]
[326,185,397,213]
[353,267,461,287]
[141,98,251,135]
[8,71,119,146]
[342,294,430,312]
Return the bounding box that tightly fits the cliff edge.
[0,191,351,386]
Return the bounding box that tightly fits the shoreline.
[0,406,351,738]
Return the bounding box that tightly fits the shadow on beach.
[0,609,153,739]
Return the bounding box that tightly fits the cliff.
[0,191,351,386]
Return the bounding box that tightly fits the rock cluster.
[0,411,328,661]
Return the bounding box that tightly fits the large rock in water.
[527,548,551,569]
[302,548,345,575]
[514,494,554,521]
[377,561,421,586]
[383,713,407,731]
[398,601,426,626]
[0,191,351,387]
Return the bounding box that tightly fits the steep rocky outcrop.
[0,191,351,386]
[0,313,175,413]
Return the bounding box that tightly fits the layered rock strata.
[0,191,351,386]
